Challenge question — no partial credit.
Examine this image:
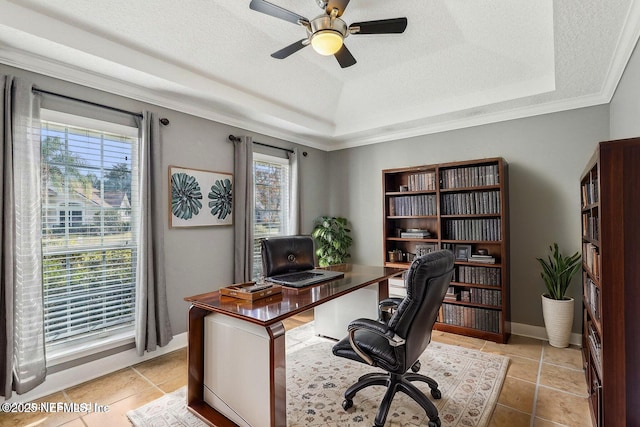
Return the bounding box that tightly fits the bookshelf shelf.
[387,215,438,219]
[382,158,510,343]
[450,282,503,291]
[440,213,502,218]
[580,138,640,427]
[386,190,438,196]
[440,239,503,244]
[442,300,502,309]
[439,184,501,192]
[386,237,439,243]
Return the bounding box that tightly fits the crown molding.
[0,47,337,150]
[327,92,611,151]
[0,46,616,153]
[600,0,640,101]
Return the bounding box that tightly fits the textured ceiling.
[0,0,638,150]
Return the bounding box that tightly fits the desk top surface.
[184,264,405,326]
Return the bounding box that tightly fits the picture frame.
[415,243,437,257]
[454,244,472,261]
[169,165,233,228]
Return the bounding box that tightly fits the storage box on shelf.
[580,138,640,427]
[382,158,510,343]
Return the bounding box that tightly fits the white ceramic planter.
[541,295,574,348]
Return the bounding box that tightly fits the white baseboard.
[2,332,187,403]
[511,322,582,347]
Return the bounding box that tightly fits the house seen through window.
[41,112,139,355]
[253,153,290,279]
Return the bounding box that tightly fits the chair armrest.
[347,318,406,365]
[378,297,403,322]
[379,297,403,310]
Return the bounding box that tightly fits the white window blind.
[40,115,139,349]
[253,153,290,279]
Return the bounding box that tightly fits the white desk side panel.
[314,284,379,340]
[204,313,271,427]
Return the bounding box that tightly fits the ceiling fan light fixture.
[311,30,343,55]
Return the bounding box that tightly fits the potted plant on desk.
[537,243,582,348]
[312,216,352,266]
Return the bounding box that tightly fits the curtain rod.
[32,87,144,118]
[228,134,294,154]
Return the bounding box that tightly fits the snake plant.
[537,243,582,300]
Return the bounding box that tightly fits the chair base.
[342,370,442,427]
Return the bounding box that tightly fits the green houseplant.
[537,243,582,300]
[311,216,352,267]
[536,243,582,347]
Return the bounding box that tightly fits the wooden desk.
[184,264,404,427]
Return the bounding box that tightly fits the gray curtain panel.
[1,75,46,398]
[233,136,254,282]
[0,73,13,398]
[288,147,301,235]
[134,112,172,356]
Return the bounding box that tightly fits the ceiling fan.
[249,0,408,68]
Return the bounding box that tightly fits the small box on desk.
[220,282,282,301]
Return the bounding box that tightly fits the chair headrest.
[261,235,315,277]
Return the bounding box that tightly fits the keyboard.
[271,271,322,282]
[266,269,345,288]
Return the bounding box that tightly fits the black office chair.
[332,250,455,427]
[260,235,315,277]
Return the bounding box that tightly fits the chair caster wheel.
[431,388,442,399]
[411,361,421,372]
[342,399,353,410]
[428,417,441,427]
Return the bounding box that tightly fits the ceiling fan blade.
[326,0,351,17]
[249,0,307,25]
[350,17,408,34]
[334,44,356,68]
[271,39,308,59]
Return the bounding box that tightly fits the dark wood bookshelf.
[382,157,510,343]
[580,138,640,426]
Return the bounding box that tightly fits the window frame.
[39,109,140,366]
[252,152,291,279]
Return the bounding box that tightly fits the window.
[59,203,83,228]
[40,111,139,354]
[253,153,290,278]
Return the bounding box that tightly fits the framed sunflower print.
[169,166,233,228]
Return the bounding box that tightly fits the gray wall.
[1,63,329,336]
[327,106,610,332]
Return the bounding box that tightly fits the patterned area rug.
[128,323,509,427]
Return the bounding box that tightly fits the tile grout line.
[535,383,589,399]
[530,345,545,427]
[131,366,168,394]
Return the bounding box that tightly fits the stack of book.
[400,229,432,239]
[467,254,496,264]
[444,286,459,301]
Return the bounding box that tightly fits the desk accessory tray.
[220,281,282,301]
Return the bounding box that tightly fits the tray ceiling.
[0,0,638,150]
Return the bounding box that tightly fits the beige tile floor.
[0,311,591,427]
